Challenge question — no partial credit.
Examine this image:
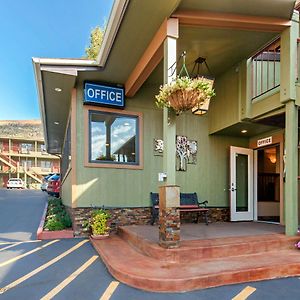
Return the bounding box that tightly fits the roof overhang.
[33,0,296,153]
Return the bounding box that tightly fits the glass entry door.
[230,146,254,221]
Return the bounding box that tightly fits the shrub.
[45,218,65,231]
[44,197,72,231]
[90,209,110,235]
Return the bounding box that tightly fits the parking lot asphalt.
[1,189,300,300]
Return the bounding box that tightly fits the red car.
[47,174,61,197]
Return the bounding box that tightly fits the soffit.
[214,122,279,137]
[177,27,278,77]
[177,0,296,19]
[41,71,76,154]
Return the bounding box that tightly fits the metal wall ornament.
[154,136,198,171]
[154,139,164,156]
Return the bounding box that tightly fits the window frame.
[84,105,143,170]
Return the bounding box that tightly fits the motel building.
[33,0,300,292]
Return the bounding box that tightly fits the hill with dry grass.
[0,120,44,140]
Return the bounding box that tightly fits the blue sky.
[0,0,113,120]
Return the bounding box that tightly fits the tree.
[85,26,104,60]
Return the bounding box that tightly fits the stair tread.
[92,234,300,279]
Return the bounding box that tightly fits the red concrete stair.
[90,225,300,292]
[119,226,298,263]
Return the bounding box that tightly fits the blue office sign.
[84,82,125,108]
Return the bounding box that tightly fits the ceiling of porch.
[177,27,277,78]
[177,0,295,19]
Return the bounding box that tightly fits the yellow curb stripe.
[0,240,41,246]
[40,255,98,300]
[0,240,59,267]
[0,239,88,294]
[100,281,120,300]
[232,286,256,300]
[0,242,23,252]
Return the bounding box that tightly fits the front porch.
[123,221,285,241]
[91,222,300,292]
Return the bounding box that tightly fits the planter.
[91,234,109,240]
[37,201,74,240]
[155,76,215,115]
[168,89,202,114]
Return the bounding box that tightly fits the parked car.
[46,174,61,197]
[41,173,56,192]
[7,178,24,189]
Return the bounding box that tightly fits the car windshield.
[49,175,60,180]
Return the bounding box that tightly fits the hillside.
[0,120,44,140]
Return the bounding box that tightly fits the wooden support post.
[159,18,180,248]
[280,12,299,236]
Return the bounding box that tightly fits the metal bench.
[150,192,209,225]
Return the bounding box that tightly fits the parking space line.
[100,281,120,300]
[0,239,89,294]
[0,242,23,252]
[40,255,98,300]
[0,240,41,246]
[232,286,256,300]
[0,240,59,267]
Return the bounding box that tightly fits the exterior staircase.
[0,154,43,183]
[24,168,43,183]
[0,153,17,172]
[91,224,300,292]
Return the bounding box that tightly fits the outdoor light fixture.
[241,129,248,134]
[54,87,62,92]
[191,56,214,116]
[54,121,59,125]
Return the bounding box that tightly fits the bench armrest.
[198,200,208,207]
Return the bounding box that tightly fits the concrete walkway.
[0,189,47,242]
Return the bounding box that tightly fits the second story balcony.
[252,39,281,100]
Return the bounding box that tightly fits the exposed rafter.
[172,10,291,32]
[125,18,179,97]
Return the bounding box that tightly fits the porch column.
[159,18,180,249]
[280,11,299,236]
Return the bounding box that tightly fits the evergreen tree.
[85,26,104,60]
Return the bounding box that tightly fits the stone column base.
[159,207,180,248]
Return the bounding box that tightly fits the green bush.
[45,218,65,231]
[44,197,72,231]
[90,209,110,235]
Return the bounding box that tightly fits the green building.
[33,0,299,237]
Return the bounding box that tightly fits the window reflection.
[90,111,138,164]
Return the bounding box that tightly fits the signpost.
[84,82,124,108]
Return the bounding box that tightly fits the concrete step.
[90,233,300,292]
[119,226,299,262]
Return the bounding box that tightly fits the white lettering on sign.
[257,136,272,147]
[87,88,122,103]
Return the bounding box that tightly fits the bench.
[150,192,209,225]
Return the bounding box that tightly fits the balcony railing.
[252,39,280,99]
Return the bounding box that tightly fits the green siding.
[74,84,248,208]
[209,67,240,134]
[61,171,72,207]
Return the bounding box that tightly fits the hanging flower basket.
[155,76,215,115]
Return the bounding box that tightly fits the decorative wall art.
[153,136,198,171]
[153,139,164,156]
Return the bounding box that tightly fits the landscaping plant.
[44,197,72,231]
[90,209,111,236]
[155,76,215,115]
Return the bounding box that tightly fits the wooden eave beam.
[125,18,178,97]
[172,10,291,32]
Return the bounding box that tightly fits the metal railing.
[252,39,280,99]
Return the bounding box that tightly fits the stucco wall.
[74,83,248,208]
